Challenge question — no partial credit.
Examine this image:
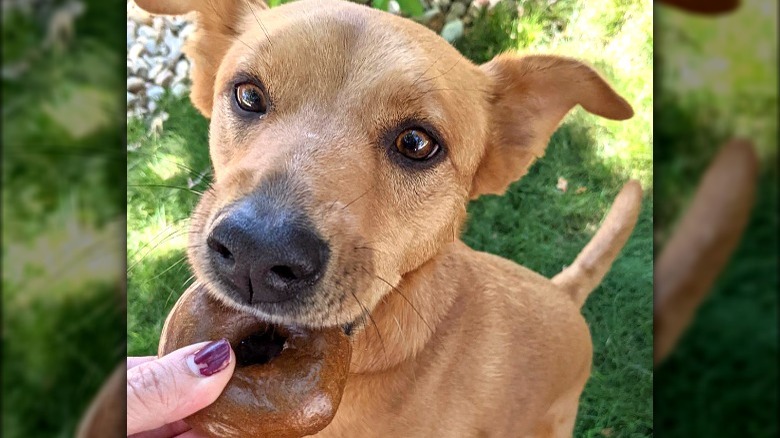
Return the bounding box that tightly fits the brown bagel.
[159,283,352,438]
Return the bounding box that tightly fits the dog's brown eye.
[235,83,267,113]
[395,129,439,160]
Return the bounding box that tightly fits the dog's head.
[137,0,632,329]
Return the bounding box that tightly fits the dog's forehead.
[210,0,489,174]
[220,1,480,110]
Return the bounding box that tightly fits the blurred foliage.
[655,0,777,235]
[371,0,424,17]
[654,0,778,435]
[454,1,519,63]
[2,0,125,437]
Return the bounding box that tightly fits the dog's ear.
[134,0,268,117]
[470,54,633,198]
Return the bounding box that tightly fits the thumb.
[127,339,235,435]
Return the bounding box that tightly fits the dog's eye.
[394,129,439,161]
[235,83,268,113]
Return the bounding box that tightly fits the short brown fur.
[134,0,643,435]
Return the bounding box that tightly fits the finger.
[128,356,157,369]
[657,0,740,15]
[129,420,191,438]
[127,339,235,435]
[173,429,211,438]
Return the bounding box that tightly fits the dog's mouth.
[234,324,288,367]
[229,318,357,369]
[230,320,355,369]
[160,284,353,436]
[199,260,366,335]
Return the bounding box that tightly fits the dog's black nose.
[206,198,329,304]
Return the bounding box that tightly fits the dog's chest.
[314,312,583,436]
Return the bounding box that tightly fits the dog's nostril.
[270,265,298,281]
[207,235,234,261]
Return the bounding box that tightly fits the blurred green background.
[2,0,776,437]
[654,0,778,436]
[2,0,125,437]
[128,0,653,436]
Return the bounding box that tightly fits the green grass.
[128,1,653,436]
[127,94,212,356]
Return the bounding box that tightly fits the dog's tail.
[552,180,643,307]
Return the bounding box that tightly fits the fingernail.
[187,339,231,377]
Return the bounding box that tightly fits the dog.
[132,0,642,435]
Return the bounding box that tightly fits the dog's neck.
[348,240,470,374]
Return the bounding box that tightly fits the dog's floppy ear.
[470,54,633,198]
[134,0,268,117]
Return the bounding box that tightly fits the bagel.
[159,283,352,438]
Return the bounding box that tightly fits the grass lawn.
[128,1,653,436]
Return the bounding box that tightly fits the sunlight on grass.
[148,151,187,181]
[128,220,189,265]
[512,0,653,186]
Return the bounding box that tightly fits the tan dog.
[133,0,642,436]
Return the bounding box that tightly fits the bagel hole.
[235,326,287,367]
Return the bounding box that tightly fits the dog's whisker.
[246,1,273,48]
[128,228,189,272]
[233,34,260,55]
[129,183,205,196]
[182,273,197,289]
[364,268,434,335]
[321,169,376,215]
[420,87,484,96]
[199,0,249,64]
[391,314,406,343]
[129,221,189,260]
[163,278,184,309]
[326,200,339,214]
[148,254,190,285]
[353,246,386,255]
[416,57,461,86]
[411,52,446,87]
[388,285,434,336]
[349,290,390,368]
[129,151,213,180]
[341,183,377,211]
[391,314,418,386]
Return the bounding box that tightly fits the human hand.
[127,339,235,437]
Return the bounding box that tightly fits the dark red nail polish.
[191,339,231,376]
